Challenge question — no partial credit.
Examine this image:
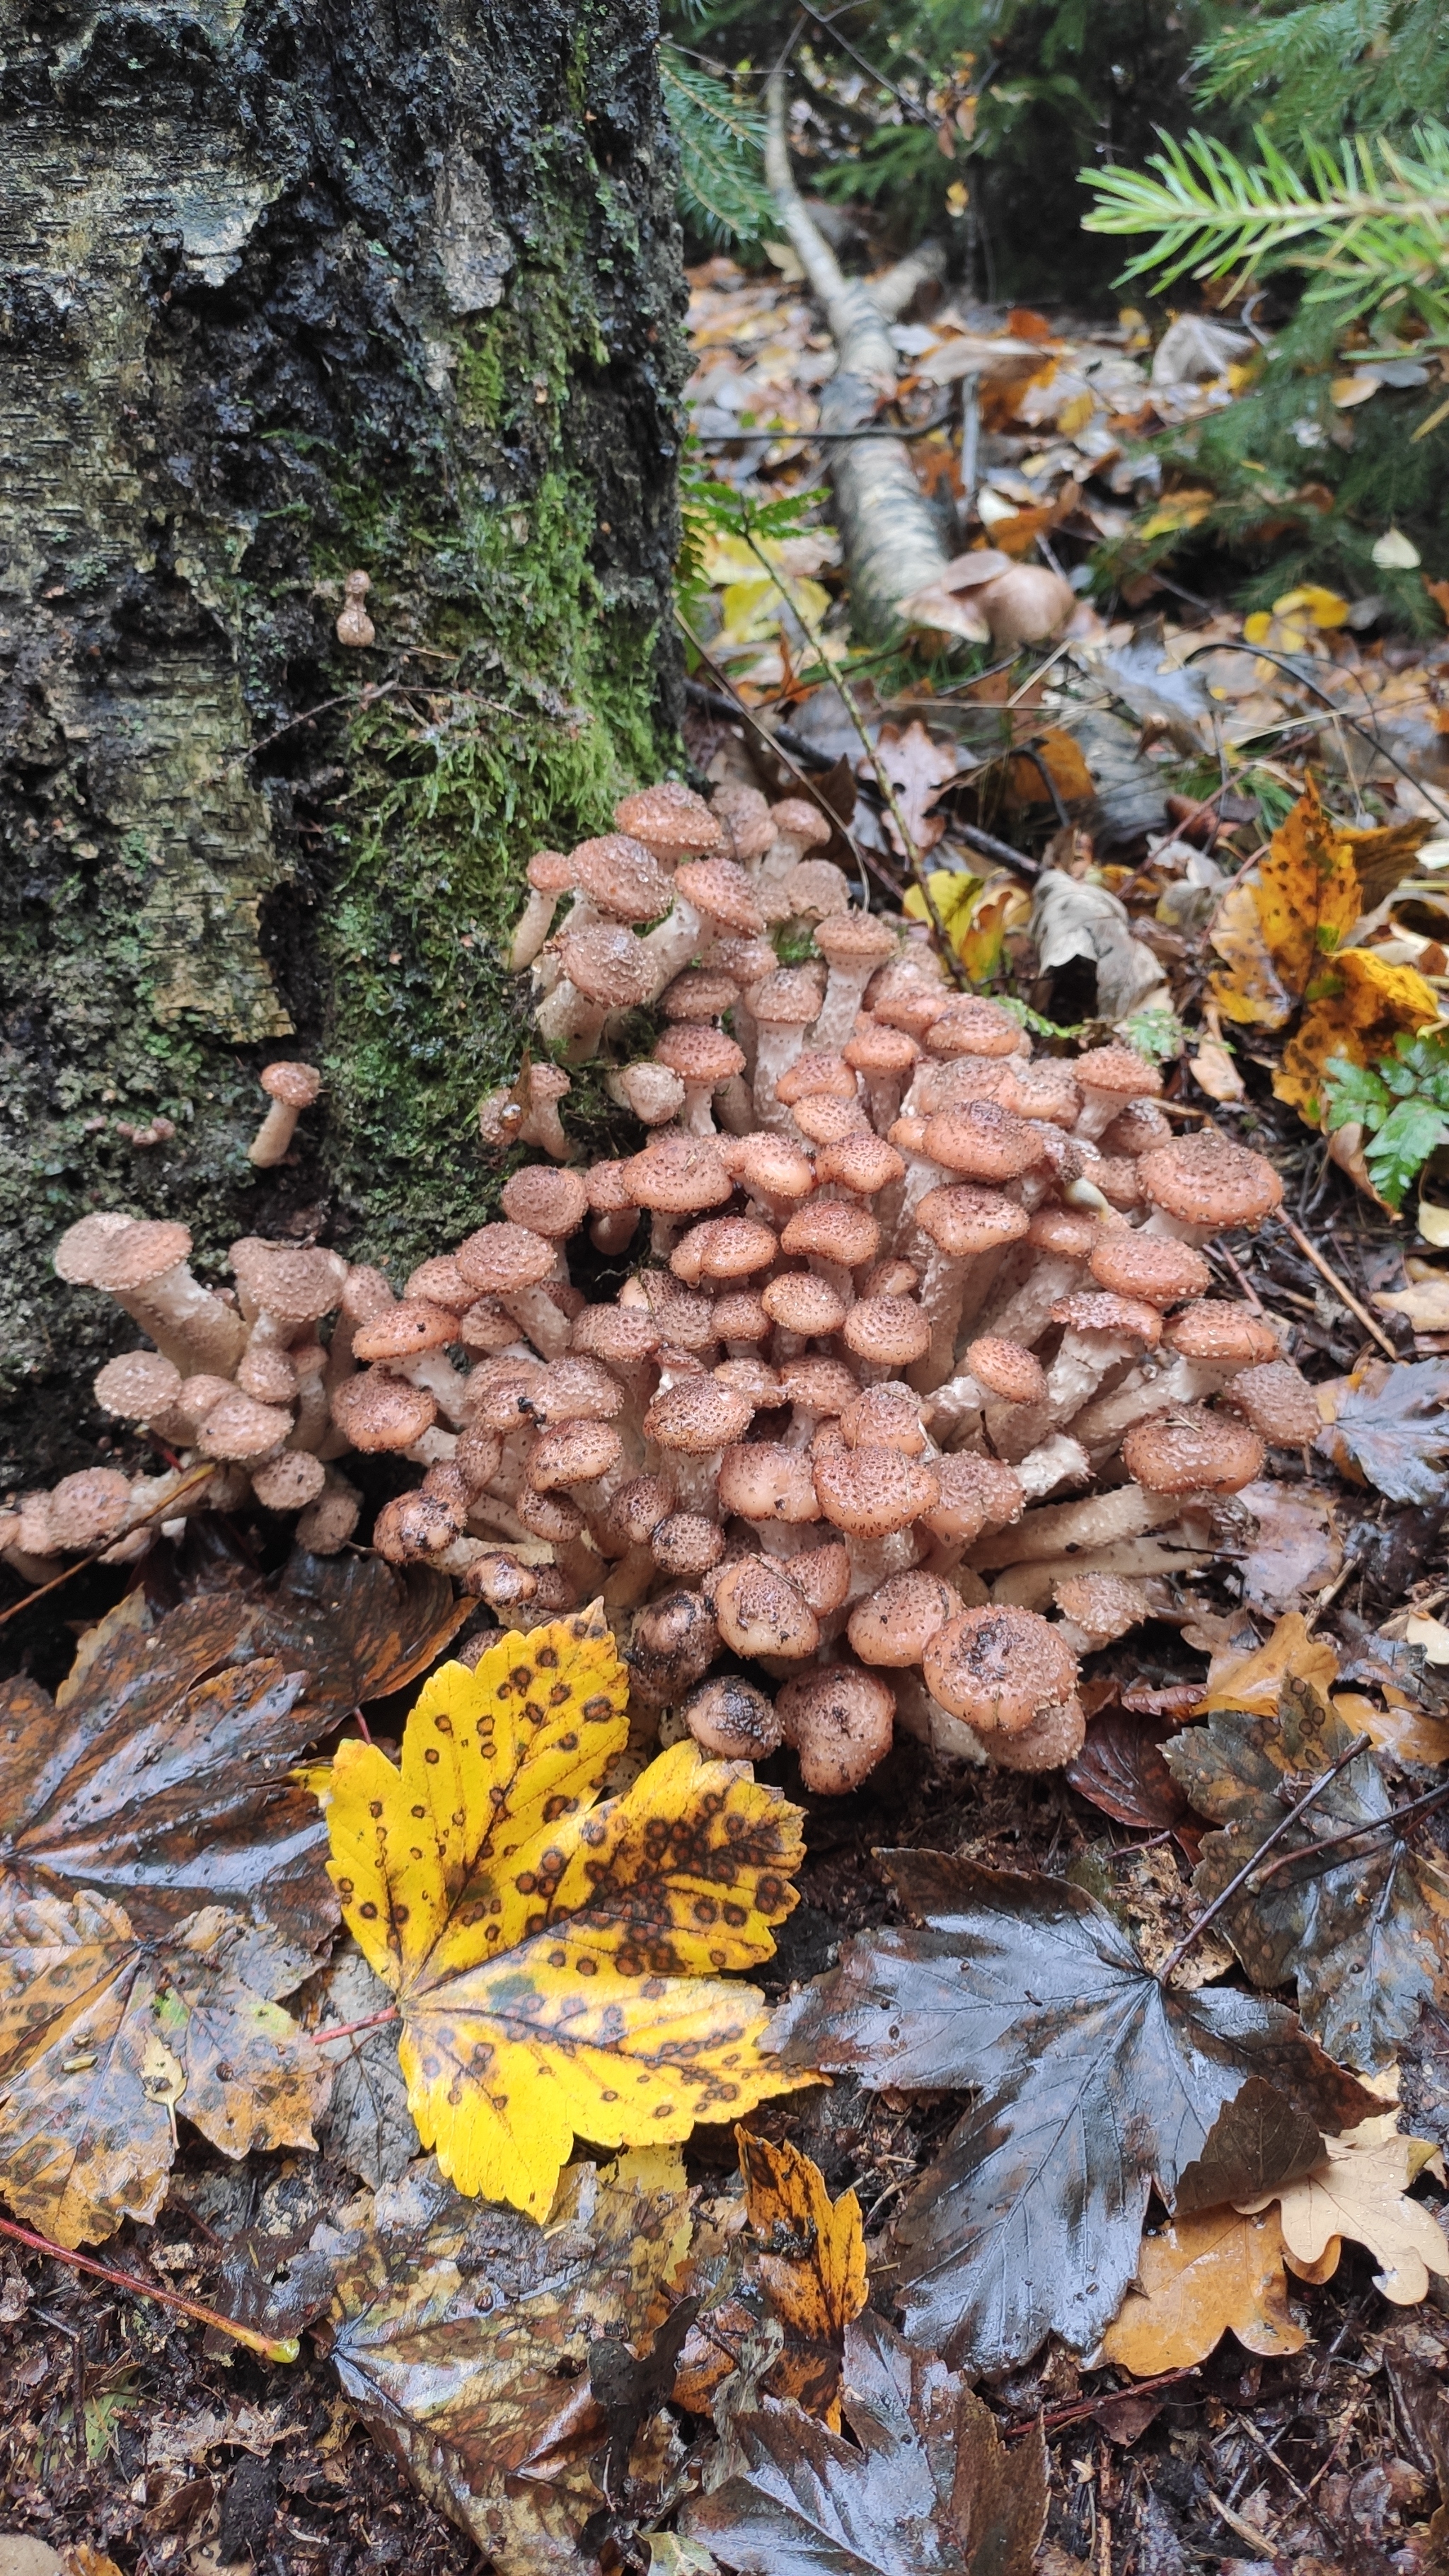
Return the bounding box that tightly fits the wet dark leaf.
[1319,1358,1449,1506]
[1066,1712,1196,1844]
[1165,1677,1448,2074]
[684,2310,1047,2576]
[311,1946,419,2188]
[1172,2076,1324,2213]
[769,1855,1375,2372]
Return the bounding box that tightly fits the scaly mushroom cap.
[614,780,722,861]
[775,1206,879,1277]
[710,781,775,862]
[661,968,741,1022]
[608,1476,676,1544]
[554,920,654,1010]
[775,1051,859,1105]
[250,1452,328,1513]
[866,962,951,1037]
[54,1211,142,1284]
[848,1571,959,1668]
[966,1335,1047,1405]
[714,1356,784,1405]
[844,1020,920,1075]
[456,1223,557,1295]
[674,856,766,935]
[1053,1572,1149,1647]
[196,1392,293,1463]
[93,1350,183,1420]
[840,1382,928,1454]
[779,1355,862,1417]
[351,1298,460,1361]
[45,1469,133,1551]
[584,1162,636,1220]
[916,1185,1032,1258]
[712,934,780,988]
[621,1134,733,1215]
[500,1165,589,1238]
[814,1134,907,1196]
[405,1256,472,1310]
[925,1604,1080,1736]
[775,1664,895,1794]
[716,1443,821,1523]
[814,1441,940,1535]
[567,832,674,922]
[466,1356,550,1431]
[229,1240,349,1324]
[653,1024,747,1088]
[1028,1207,1103,1257]
[920,1450,1024,1543]
[88,1219,195,1293]
[918,1057,1018,1114]
[749,967,826,1027]
[1051,1291,1164,1348]
[781,860,851,920]
[644,1378,755,1453]
[768,797,831,848]
[572,1304,662,1365]
[524,848,576,900]
[842,1296,931,1368]
[1166,1303,1282,1365]
[922,1102,1047,1183]
[1092,1157,1145,1213]
[671,1216,778,1283]
[1102,1099,1173,1155]
[762,1271,848,1336]
[712,1290,771,1344]
[520,1357,625,1423]
[1075,1044,1163,1107]
[1137,1132,1284,1230]
[683,1673,783,1759]
[1223,1358,1322,1445]
[173,1373,237,1430]
[638,1274,718,1351]
[374,1490,460,1565]
[627,1588,724,1706]
[528,1420,624,1489]
[1122,1404,1266,1495]
[1087,1233,1212,1307]
[790,1094,871,1148]
[923,996,1026,1061]
[983,1694,1087,1771]
[1004,1061,1083,1128]
[236,1343,299,1405]
[723,1133,816,1206]
[712,1557,819,1660]
[459,1296,526,1353]
[813,911,898,971]
[329,1371,439,1453]
[860,1257,920,1300]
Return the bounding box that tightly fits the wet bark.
[0,0,686,1483]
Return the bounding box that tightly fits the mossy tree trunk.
[0,0,686,1484]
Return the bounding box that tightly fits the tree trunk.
[0,0,686,1485]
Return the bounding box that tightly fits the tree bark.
[0,0,686,1484]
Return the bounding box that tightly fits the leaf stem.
[0,2214,300,2364]
[308,2005,400,2047]
[1158,1732,1373,1980]
[1249,1774,1449,1887]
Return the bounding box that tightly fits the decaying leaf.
[1276,946,1442,1125]
[1344,813,1441,912]
[1377,1271,1449,1332]
[0,1883,328,2247]
[0,1553,462,1989]
[870,722,960,856]
[1211,782,1362,1029]
[684,2310,1048,2576]
[674,2129,867,2426]
[768,1854,1373,2371]
[1196,1610,1340,1716]
[1167,1677,1449,2072]
[1239,2112,1449,2305]
[1099,2205,1308,2374]
[1066,1711,1196,1844]
[317,2147,696,2574]
[311,1945,420,2188]
[1235,1481,1342,1615]
[1336,1690,1449,1768]
[1317,1356,1449,1505]
[317,1607,806,2216]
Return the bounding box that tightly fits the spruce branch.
[659,44,773,247]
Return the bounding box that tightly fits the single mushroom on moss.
[247,1061,323,1168]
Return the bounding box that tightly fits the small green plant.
[1324,1026,1449,1207]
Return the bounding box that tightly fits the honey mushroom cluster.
[12,773,1312,1797]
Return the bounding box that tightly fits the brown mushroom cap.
[842,1296,931,1368]
[637,1275,719,1352]
[54,1210,141,1284]
[466,1354,550,1431]
[1087,1234,1212,1307]
[528,1420,624,1489]
[196,1391,293,1463]
[866,966,951,1039]
[236,1343,299,1405]
[712,1290,771,1345]
[712,935,780,988]
[920,1451,1024,1544]
[858,1257,921,1300]
[88,1218,195,1293]
[790,1094,872,1148]
[1093,1157,1145,1213]
[608,1475,676,1543]
[674,856,766,935]
[683,1673,784,1760]
[1027,1208,1102,1257]
[173,1373,238,1431]
[1102,1099,1173,1156]
[787,1539,853,1615]
[814,1441,940,1535]
[584,1163,637,1222]
[671,1216,778,1283]
[839,1382,928,1455]
[923,997,1027,1060]
[571,1304,662,1366]
[982,1695,1087,1771]
[848,1571,958,1668]
[229,1240,349,1324]
[653,1024,747,1087]
[714,1356,785,1404]
[500,1165,590,1238]
[521,1356,625,1424]
[1051,1291,1165,1347]
[621,1133,733,1214]
[814,1134,907,1197]
[775,1664,895,1794]
[778,1355,862,1416]
[648,1512,726,1578]
[555,920,654,1010]
[917,1057,1019,1116]
[778,1201,882,1269]
[330,1370,439,1453]
[1137,1132,1285,1230]
[1165,1303,1282,1365]
[762,1271,848,1336]
[251,1451,328,1512]
[373,1490,460,1565]
[615,780,723,860]
[567,832,674,922]
[459,1295,526,1353]
[1223,1358,1322,1445]
[93,1350,183,1420]
[916,1184,1032,1258]
[661,968,741,1022]
[352,1298,461,1361]
[812,911,898,971]
[456,1222,557,1295]
[843,1022,920,1075]
[781,860,851,920]
[717,1441,822,1523]
[45,1469,134,1551]
[1076,1044,1163,1104]
[924,1604,1080,1736]
[966,1335,1048,1405]
[517,1484,586,1543]
[259,1060,323,1109]
[1122,1404,1266,1494]
[461,1550,541,1610]
[405,1256,472,1310]
[712,1556,819,1660]
[1053,1572,1148,1646]
[710,781,775,860]
[769,797,832,848]
[1004,1061,1083,1128]
[644,1377,755,1452]
[749,967,826,1028]
[921,1102,1047,1183]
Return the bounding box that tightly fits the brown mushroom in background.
[509,850,576,972]
[536,920,654,1060]
[246,1061,323,1168]
[615,780,722,866]
[775,1664,895,1794]
[456,1222,570,1361]
[683,1673,784,1760]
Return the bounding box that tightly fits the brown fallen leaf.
[1099,2205,1308,2374]
[1239,2113,1449,2304]
[1235,1481,1342,1615]
[868,721,960,855]
[1334,1690,1449,1768]
[1377,1273,1449,1332]
[1195,1610,1339,1716]
[1344,814,1441,912]
[0,1884,328,2246]
[1188,1037,1247,1104]
[673,2128,867,2427]
[1066,1710,1196,1844]
[1317,1356,1449,1505]
[1211,781,1363,1029]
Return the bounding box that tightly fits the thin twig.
[999,2364,1202,2437]
[1158,1733,1373,1980]
[0,2214,299,2364]
[1273,1211,1397,1360]
[0,1465,218,1630]
[1250,1775,1449,1888]
[1211,1236,1268,1315]
[308,2005,400,2048]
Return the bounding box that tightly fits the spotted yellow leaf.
[316,1606,808,2216]
[1274,945,1442,1121]
[1211,781,1363,1029]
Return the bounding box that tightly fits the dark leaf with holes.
[768,1854,1375,2372]
[310,1946,419,2188]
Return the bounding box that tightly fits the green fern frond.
[659,45,773,247]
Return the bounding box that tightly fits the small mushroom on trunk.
[246,1061,323,1168]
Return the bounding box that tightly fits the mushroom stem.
[500,1283,572,1361]
[509,889,563,973]
[248,1100,301,1167]
[753,1022,816,1125]
[812,964,874,1053]
[637,897,706,999]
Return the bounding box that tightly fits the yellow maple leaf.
[1211,781,1363,1029]
[1099,2204,1307,2374]
[1274,944,1443,1121]
[1237,2113,1449,2305]
[315,1606,808,2217]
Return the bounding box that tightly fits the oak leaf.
[768,1854,1373,2372]
[1211,782,1362,1029]
[317,1605,806,2216]
[0,1883,328,2246]
[1099,2204,1307,2374]
[673,2128,867,2426]
[317,2147,698,2575]
[1239,2112,1449,2304]
[683,2310,1048,2576]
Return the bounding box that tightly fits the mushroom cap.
[674,856,766,935]
[88,1218,194,1293]
[1088,1233,1212,1307]
[1076,1044,1163,1103]
[714,1356,784,1406]
[1223,1358,1322,1445]
[1053,1572,1148,1646]
[466,1354,550,1431]
[790,1094,871,1148]
[637,1274,719,1352]
[917,1057,1018,1115]
[813,911,898,969]
[848,1571,959,1668]
[859,1257,920,1300]
[229,1240,349,1323]
[976,562,1075,647]
[921,1101,1046,1182]
[661,969,741,1022]
[775,1051,858,1105]
[196,1391,294,1462]
[1122,1403,1266,1495]
[251,1451,328,1511]
[567,832,674,922]
[341,1264,396,1324]
[671,1216,778,1283]
[54,1210,137,1285]
[787,1541,853,1615]
[373,1490,460,1565]
[916,1184,1032,1258]
[1051,1290,1165,1346]
[173,1373,237,1428]
[1102,1099,1174,1155]
[500,1165,589,1238]
[571,1303,662,1365]
[866,964,951,1038]
[775,1664,895,1794]
[781,860,851,920]
[554,920,654,1009]
[459,1295,526,1353]
[843,1021,920,1075]
[712,935,780,988]
[921,1450,1024,1543]
[621,1134,733,1214]
[814,1440,940,1535]
[716,1442,821,1523]
[779,1201,881,1269]
[405,1256,472,1310]
[922,996,1026,1061]
[653,1024,747,1087]
[584,1162,636,1218]
[779,1354,861,1416]
[259,1060,322,1108]
[236,1342,299,1405]
[839,1382,928,1455]
[644,1377,755,1453]
[45,1469,133,1551]
[614,780,723,859]
[769,797,832,848]
[1137,1132,1285,1230]
[723,1133,816,1203]
[517,1483,586,1543]
[712,1290,772,1344]
[966,1334,1047,1404]
[1166,1303,1282,1365]
[616,1064,688,1126]
[521,1356,625,1423]
[527,848,576,894]
[352,1298,460,1361]
[1003,1061,1083,1128]
[981,1694,1087,1771]
[814,1134,907,1196]
[649,1513,727,1578]
[924,1604,1080,1735]
[682,1673,784,1760]
[749,966,826,1027]
[92,1350,183,1420]
[712,1556,819,1660]
[330,1370,439,1452]
[461,1550,540,1609]
[710,782,775,862]
[841,1295,930,1368]
[528,1419,623,1489]
[606,1477,675,1546]
[762,1271,848,1336]
[1027,1206,1102,1257]
[456,1222,558,1295]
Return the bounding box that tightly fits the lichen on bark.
[0,0,687,1484]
